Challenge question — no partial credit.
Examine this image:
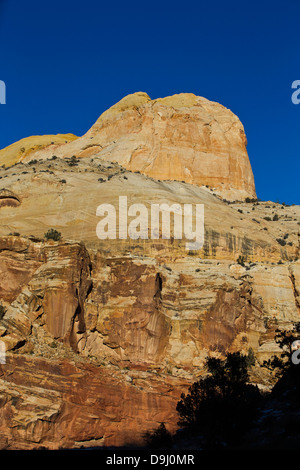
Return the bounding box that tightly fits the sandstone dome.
[5,92,257,201]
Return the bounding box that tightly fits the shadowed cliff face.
[89,259,170,361]
[0,232,299,449]
[1,232,299,366]
[0,355,186,450]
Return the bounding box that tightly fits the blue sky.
[0,0,299,204]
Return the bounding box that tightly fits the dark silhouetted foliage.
[44,229,62,241]
[262,322,300,378]
[176,352,261,448]
[143,423,173,449]
[237,255,246,266]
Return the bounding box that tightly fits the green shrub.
[237,255,246,266]
[44,229,62,241]
[67,156,79,167]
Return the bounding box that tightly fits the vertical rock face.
[0,238,92,353]
[0,355,186,450]
[90,92,256,201]
[85,257,170,362]
[21,92,257,201]
[29,243,92,348]
[0,234,299,449]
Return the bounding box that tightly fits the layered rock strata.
[0,94,299,449]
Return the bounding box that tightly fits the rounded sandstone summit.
[2,92,256,201]
[87,91,256,200]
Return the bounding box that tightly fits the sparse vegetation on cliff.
[175,351,260,448]
[237,255,246,266]
[144,323,300,450]
[44,229,62,241]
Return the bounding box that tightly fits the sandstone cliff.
[13,92,256,201]
[0,93,299,449]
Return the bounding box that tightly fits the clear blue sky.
[0,0,299,204]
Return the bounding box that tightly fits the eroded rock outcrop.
[0,238,92,353]
[0,355,187,449]
[0,156,297,263]
[0,133,78,168]
[18,92,256,201]
[0,232,299,449]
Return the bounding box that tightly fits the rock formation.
[18,92,256,201]
[0,133,78,168]
[0,93,299,449]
